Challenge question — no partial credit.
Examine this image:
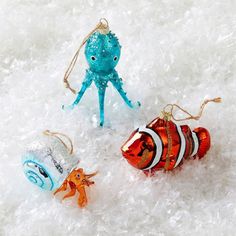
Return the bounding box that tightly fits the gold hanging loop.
[63,18,110,94]
[161,97,221,170]
[43,130,74,155]
[163,97,222,122]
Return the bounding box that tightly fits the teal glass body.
[66,30,140,126]
[85,32,121,74]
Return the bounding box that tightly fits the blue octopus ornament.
[63,19,140,126]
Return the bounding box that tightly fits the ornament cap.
[97,18,109,34]
[160,111,172,121]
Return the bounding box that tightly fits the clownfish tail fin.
[194,127,211,158]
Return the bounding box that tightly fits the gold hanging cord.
[162,97,222,122]
[43,130,74,155]
[162,97,221,170]
[63,18,109,94]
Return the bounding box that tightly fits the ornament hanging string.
[161,97,221,170]
[43,130,74,155]
[63,18,109,94]
[162,97,222,122]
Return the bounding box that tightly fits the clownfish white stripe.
[191,131,199,156]
[174,125,186,168]
[138,126,163,170]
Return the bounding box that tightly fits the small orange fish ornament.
[121,97,221,176]
[54,168,97,208]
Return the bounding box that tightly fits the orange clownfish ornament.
[121,97,221,175]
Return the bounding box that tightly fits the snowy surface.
[0,0,236,235]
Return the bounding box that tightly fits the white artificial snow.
[0,0,236,235]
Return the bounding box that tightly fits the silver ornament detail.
[22,133,79,191]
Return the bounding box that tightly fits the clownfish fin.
[193,127,211,158]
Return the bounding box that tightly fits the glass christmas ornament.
[22,131,77,191]
[54,168,97,208]
[121,97,221,175]
[63,18,140,126]
[22,130,96,207]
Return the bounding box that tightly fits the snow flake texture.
[0,0,235,235]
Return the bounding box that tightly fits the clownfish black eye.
[91,56,96,61]
[113,56,118,61]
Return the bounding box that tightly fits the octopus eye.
[77,174,80,178]
[91,56,96,61]
[113,56,118,61]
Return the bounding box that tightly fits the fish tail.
[194,127,211,158]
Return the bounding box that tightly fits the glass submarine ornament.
[22,130,96,207]
[63,19,140,126]
[121,97,221,176]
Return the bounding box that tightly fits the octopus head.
[85,31,121,73]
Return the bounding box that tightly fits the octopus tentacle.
[63,68,139,125]
[110,71,140,109]
[72,71,93,106]
[63,70,93,110]
[98,87,106,126]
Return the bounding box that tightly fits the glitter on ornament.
[22,130,96,207]
[63,19,140,126]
